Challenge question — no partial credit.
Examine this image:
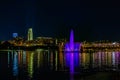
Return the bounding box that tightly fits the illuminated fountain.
[64,29,81,78]
[65,29,81,52]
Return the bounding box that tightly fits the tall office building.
[28,28,33,41]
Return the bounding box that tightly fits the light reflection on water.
[1,49,120,80]
[27,52,34,78]
[13,52,18,76]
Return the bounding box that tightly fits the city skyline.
[0,0,120,41]
[2,27,120,42]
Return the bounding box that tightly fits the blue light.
[13,52,18,76]
[13,33,18,38]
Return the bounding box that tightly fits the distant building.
[28,28,33,41]
[36,37,56,45]
[13,33,18,38]
[36,37,52,40]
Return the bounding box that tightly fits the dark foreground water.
[0,49,120,80]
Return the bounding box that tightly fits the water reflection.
[23,51,26,65]
[37,51,40,68]
[55,51,58,71]
[4,49,120,80]
[27,51,34,78]
[65,52,79,71]
[8,51,10,67]
[59,50,64,71]
[13,51,18,76]
[70,53,74,80]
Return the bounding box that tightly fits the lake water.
[0,49,120,80]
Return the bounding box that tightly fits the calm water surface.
[0,49,120,80]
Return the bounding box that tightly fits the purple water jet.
[70,29,74,51]
[65,29,81,51]
[64,29,81,79]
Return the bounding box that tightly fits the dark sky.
[0,0,120,41]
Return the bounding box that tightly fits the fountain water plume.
[65,29,81,52]
[70,29,74,51]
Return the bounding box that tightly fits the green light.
[28,52,34,78]
[37,53,40,68]
[28,28,33,41]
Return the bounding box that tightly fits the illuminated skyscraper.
[28,28,33,41]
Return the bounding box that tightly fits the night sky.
[0,0,120,41]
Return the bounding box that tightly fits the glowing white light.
[112,42,116,44]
